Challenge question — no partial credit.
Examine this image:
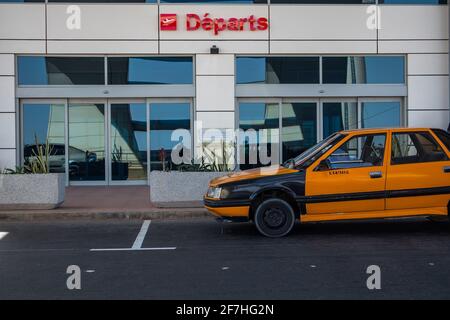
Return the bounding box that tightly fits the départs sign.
[160,13,269,35]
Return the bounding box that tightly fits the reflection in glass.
[22,104,65,173]
[282,103,317,162]
[110,103,147,181]
[18,56,105,85]
[48,0,156,2]
[69,103,106,181]
[379,0,446,4]
[361,102,401,129]
[160,0,266,2]
[322,56,405,84]
[150,103,191,171]
[236,57,320,84]
[108,57,193,85]
[239,103,280,169]
[323,102,358,138]
[270,0,374,3]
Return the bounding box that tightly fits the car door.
[305,131,388,215]
[386,130,450,211]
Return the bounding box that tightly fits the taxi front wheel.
[254,198,296,238]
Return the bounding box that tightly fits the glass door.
[320,98,358,140]
[238,98,319,169]
[148,99,193,172]
[281,99,319,162]
[109,99,148,185]
[68,99,107,184]
[20,99,67,179]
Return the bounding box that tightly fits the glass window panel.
[432,129,450,151]
[160,0,266,2]
[322,56,405,84]
[22,103,65,173]
[150,103,191,171]
[236,57,320,84]
[270,1,375,3]
[0,0,44,2]
[282,103,317,161]
[69,103,106,181]
[110,103,147,181]
[48,0,156,2]
[327,134,386,169]
[323,102,358,137]
[18,56,105,85]
[361,101,401,129]
[379,0,446,4]
[391,132,449,165]
[108,57,193,85]
[239,103,280,170]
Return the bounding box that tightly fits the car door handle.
[369,171,383,179]
[444,166,450,173]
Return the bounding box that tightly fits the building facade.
[0,0,449,186]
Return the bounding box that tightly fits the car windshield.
[282,133,346,169]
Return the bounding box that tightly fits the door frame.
[108,98,147,186]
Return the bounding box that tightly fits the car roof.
[340,127,432,135]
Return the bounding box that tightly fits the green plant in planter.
[24,135,53,174]
[2,166,26,174]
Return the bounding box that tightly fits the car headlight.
[207,187,222,199]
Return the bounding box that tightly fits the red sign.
[160,13,269,35]
[160,14,177,31]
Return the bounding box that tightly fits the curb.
[0,208,211,221]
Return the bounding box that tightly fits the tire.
[254,198,296,238]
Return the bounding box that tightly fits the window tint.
[18,56,105,85]
[22,103,66,173]
[108,57,193,85]
[236,57,320,84]
[160,0,266,2]
[432,129,450,152]
[391,132,449,165]
[270,0,375,3]
[379,0,447,4]
[326,134,386,169]
[323,56,405,84]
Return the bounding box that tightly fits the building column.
[0,54,16,171]
[406,53,449,129]
[194,54,236,167]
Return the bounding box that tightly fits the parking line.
[90,247,176,252]
[0,232,8,240]
[132,220,151,249]
[90,220,177,252]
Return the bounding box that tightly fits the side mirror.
[315,159,330,171]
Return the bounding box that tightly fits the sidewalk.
[0,186,209,221]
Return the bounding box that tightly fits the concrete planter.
[150,171,228,208]
[0,173,65,210]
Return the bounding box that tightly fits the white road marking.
[90,247,176,252]
[89,220,176,252]
[85,270,96,273]
[0,232,9,240]
[132,220,151,249]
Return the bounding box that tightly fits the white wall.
[0,54,16,170]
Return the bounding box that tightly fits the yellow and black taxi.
[204,128,450,237]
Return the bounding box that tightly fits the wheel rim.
[263,207,286,229]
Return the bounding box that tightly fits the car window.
[432,129,450,152]
[391,132,449,165]
[325,134,386,169]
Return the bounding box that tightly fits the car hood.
[209,165,298,187]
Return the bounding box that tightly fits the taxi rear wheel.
[254,198,295,238]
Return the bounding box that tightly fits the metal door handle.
[369,171,383,179]
[444,166,450,173]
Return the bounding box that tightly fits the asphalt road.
[0,216,450,300]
